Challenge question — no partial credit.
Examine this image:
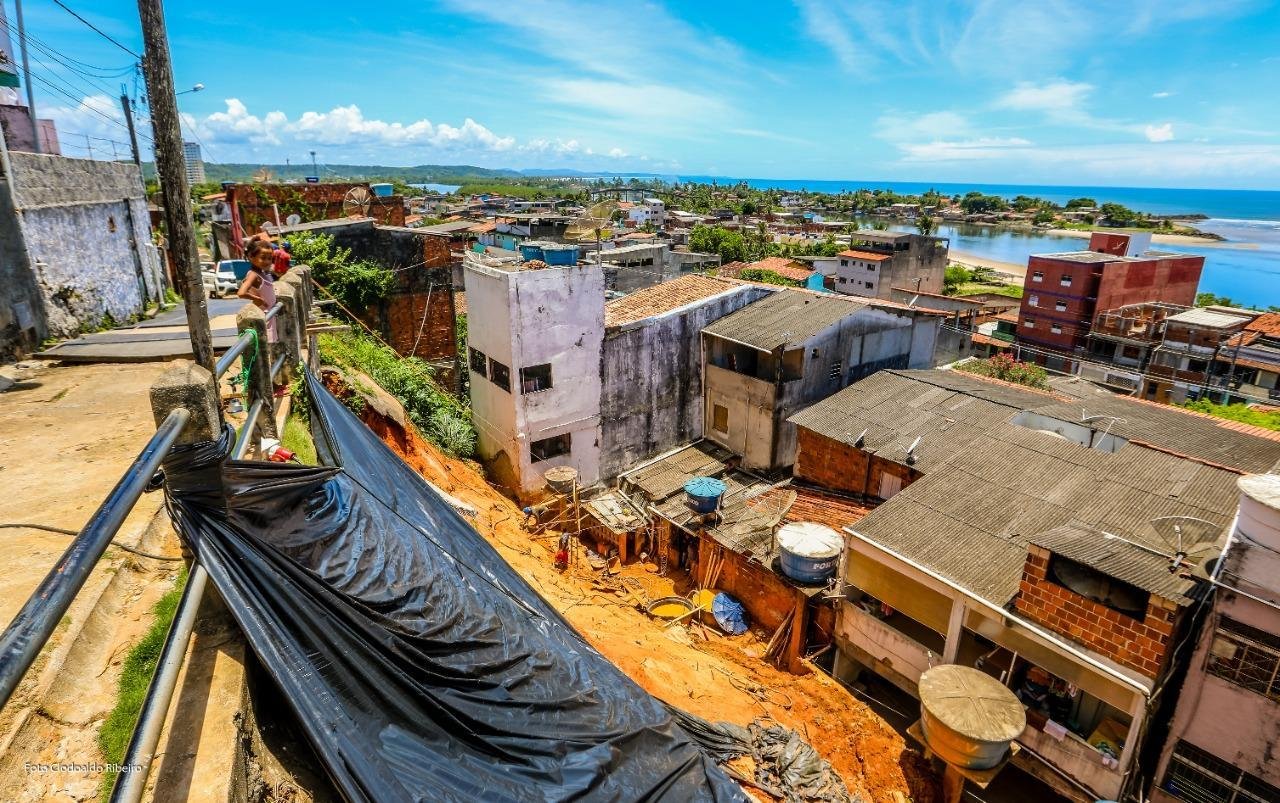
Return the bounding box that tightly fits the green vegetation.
[1184,399,1280,432]
[98,568,188,797]
[1196,292,1239,308]
[954,354,1049,389]
[319,330,476,458]
[286,232,394,313]
[281,415,318,464]
[689,224,750,262]
[943,264,1023,299]
[738,268,801,287]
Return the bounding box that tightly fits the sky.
[6,0,1280,189]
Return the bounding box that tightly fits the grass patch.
[952,281,1023,299]
[97,566,188,797]
[282,415,318,465]
[318,330,476,458]
[1184,399,1280,432]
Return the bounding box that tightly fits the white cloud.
[876,110,974,141]
[896,137,1034,162]
[994,80,1093,113]
[1153,91,1173,98]
[1145,123,1175,142]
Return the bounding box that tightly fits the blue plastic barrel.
[683,477,726,515]
[776,522,843,583]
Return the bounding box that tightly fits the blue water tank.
[540,244,580,266]
[370,183,394,197]
[519,243,545,262]
[776,522,843,583]
[683,477,726,515]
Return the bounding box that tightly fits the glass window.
[1032,271,1044,282]
[1028,295,1039,307]
[1024,318,1036,329]
[1055,301,1068,312]
[468,347,487,375]
[520,363,553,394]
[1163,739,1280,803]
[530,433,571,462]
[1060,274,1073,286]
[1051,324,1063,334]
[1206,617,1280,700]
[489,359,511,392]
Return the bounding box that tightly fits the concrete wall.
[704,363,776,470]
[0,152,160,357]
[599,284,770,479]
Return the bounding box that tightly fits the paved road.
[37,298,245,363]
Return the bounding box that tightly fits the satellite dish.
[343,186,373,218]
[1147,516,1226,567]
[285,213,302,226]
[564,200,619,243]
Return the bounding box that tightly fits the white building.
[464,250,605,497]
[627,197,666,228]
[182,141,205,184]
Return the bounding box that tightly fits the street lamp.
[176,83,205,96]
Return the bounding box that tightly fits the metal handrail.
[271,353,286,381]
[214,331,255,378]
[0,408,191,708]
[264,301,283,322]
[112,400,262,803]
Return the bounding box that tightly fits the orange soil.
[353,398,939,803]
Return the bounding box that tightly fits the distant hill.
[142,162,528,184]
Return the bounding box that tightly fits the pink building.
[1150,474,1280,803]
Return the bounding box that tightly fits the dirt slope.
[354,397,939,803]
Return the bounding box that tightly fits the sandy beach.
[950,249,1027,278]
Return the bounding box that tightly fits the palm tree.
[916,214,937,236]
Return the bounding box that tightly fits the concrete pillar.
[235,304,278,440]
[942,597,965,664]
[149,361,222,446]
[273,279,302,386]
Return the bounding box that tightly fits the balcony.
[837,601,937,686]
[1017,719,1124,801]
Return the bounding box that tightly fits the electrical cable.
[51,0,140,59]
[0,523,182,562]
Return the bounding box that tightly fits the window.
[1050,324,1063,334]
[867,264,876,272]
[520,363,553,394]
[1163,739,1280,803]
[469,347,488,375]
[839,277,847,284]
[530,433,571,462]
[489,359,511,392]
[1028,295,1039,307]
[1031,271,1044,282]
[864,281,874,288]
[1024,318,1036,329]
[1060,274,1073,287]
[840,259,849,267]
[712,404,728,433]
[1055,301,1068,312]
[829,360,842,381]
[1206,617,1280,700]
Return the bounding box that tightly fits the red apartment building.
[1015,232,1204,371]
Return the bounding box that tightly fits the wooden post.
[138,0,215,371]
[786,591,809,675]
[273,279,303,386]
[236,304,278,440]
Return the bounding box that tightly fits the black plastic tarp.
[161,370,744,802]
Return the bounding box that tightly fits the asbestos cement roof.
[1163,308,1252,329]
[604,274,749,328]
[1029,524,1197,603]
[701,289,868,351]
[620,441,736,501]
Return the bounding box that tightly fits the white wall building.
[182,141,205,184]
[627,197,666,228]
[464,251,605,497]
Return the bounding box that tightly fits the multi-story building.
[1149,473,1280,803]
[701,289,941,472]
[1016,232,1205,371]
[1218,312,1280,403]
[1146,307,1254,403]
[790,367,1280,802]
[182,141,205,184]
[626,197,665,228]
[832,231,948,300]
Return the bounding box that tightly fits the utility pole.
[310,149,317,177]
[138,0,214,371]
[120,86,141,166]
[13,0,39,153]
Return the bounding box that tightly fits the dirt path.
[355,395,939,803]
[0,360,186,801]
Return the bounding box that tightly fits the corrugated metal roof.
[619,441,735,501]
[1164,308,1252,329]
[702,289,868,351]
[1029,524,1195,603]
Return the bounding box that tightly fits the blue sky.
[8,0,1280,188]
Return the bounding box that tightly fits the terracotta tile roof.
[837,249,892,262]
[604,274,747,328]
[970,332,1013,348]
[618,231,658,240]
[718,257,814,283]
[783,486,873,531]
[467,220,497,233]
[1246,312,1280,338]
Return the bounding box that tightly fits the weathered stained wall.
[599,284,771,479]
[0,152,160,357]
[794,427,920,499]
[230,182,405,234]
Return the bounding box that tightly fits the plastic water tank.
[918,664,1026,770]
[776,522,843,583]
[683,477,726,515]
[519,243,546,262]
[370,183,393,197]
[539,243,580,266]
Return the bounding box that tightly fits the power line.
[51,0,140,59]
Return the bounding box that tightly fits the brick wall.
[794,427,919,499]
[231,182,405,234]
[1015,545,1178,679]
[1096,256,1203,312]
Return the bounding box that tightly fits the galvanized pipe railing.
[111,329,289,803]
[0,408,191,709]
